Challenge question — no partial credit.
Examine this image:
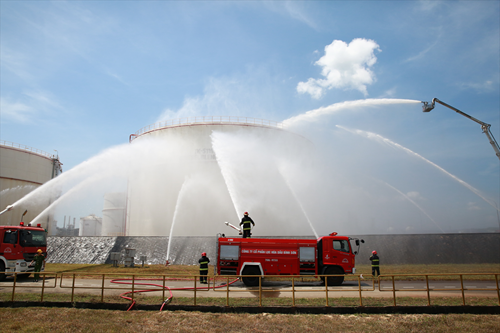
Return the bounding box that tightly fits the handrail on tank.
[131,116,285,141]
[0,140,56,159]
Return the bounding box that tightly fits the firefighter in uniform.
[239,212,255,238]
[30,249,45,282]
[369,250,380,277]
[198,252,210,284]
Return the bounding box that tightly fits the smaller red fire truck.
[216,232,364,286]
[0,222,47,281]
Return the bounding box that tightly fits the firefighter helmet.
[202,252,206,257]
[372,250,377,255]
[244,212,248,215]
[37,249,42,253]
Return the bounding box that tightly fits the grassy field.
[0,308,499,333]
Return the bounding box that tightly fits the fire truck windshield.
[19,230,47,247]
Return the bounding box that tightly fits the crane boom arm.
[422,98,500,160]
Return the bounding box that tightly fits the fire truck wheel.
[324,266,344,286]
[241,266,261,287]
[0,261,5,282]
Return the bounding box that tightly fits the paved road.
[1,277,498,299]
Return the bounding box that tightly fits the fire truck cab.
[0,223,47,281]
[216,232,363,286]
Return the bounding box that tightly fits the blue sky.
[1,1,499,231]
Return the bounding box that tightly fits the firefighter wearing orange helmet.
[198,252,210,284]
[369,250,380,277]
[239,212,255,238]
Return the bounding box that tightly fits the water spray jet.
[0,205,14,216]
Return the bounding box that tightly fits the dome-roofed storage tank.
[126,117,316,237]
[0,141,62,232]
[102,192,126,236]
[79,214,102,236]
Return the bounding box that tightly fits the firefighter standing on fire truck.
[30,249,45,282]
[369,250,380,277]
[198,252,210,284]
[239,212,255,238]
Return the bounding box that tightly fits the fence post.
[325,274,329,307]
[358,275,363,307]
[425,275,430,306]
[71,274,76,303]
[460,274,465,306]
[194,276,197,306]
[496,274,499,306]
[392,276,396,306]
[41,274,46,302]
[292,277,295,307]
[11,273,17,302]
[226,276,230,307]
[162,275,166,303]
[259,275,262,307]
[101,274,105,303]
[131,275,135,303]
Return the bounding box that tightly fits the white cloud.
[457,80,496,93]
[467,202,481,211]
[0,91,62,123]
[0,98,35,123]
[263,2,319,30]
[297,38,381,98]
[156,69,285,123]
[406,191,425,201]
[404,39,439,63]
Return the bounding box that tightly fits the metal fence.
[0,140,55,159]
[1,272,499,308]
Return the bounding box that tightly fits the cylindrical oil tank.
[0,141,62,231]
[79,214,102,236]
[126,117,315,237]
[102,192,127,236]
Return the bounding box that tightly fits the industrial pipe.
[421,98,500,161]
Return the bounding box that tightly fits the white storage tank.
[79,214,102,236]
[102,192,126,236]
[126,117,314,237]
[0,141,62,230]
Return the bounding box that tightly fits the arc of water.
[378,179,444,233]
[337,125,500,212]
[282,99,421,128]
[30,173,108,227]
[274,161,319,238]
[210,132,241,222]
[166,177,191,263]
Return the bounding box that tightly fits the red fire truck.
[216,232,364,286]
[0,222,47,281]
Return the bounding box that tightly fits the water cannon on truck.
[215,229,364,287]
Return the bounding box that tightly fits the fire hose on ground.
[110,277,240,311]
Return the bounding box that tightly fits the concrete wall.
[46,233,500,266]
